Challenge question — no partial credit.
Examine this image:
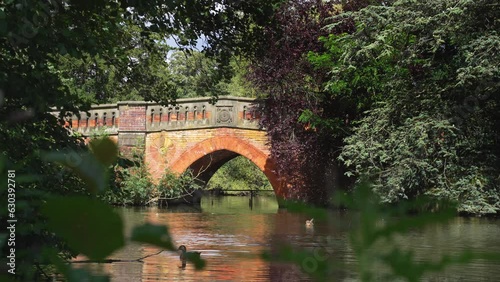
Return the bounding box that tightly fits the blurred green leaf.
[42,150,108,194]
[42,196,124,261]
[130,223,176,251]
[89,137,118,166]
[262,244,332,280]
[13,174,42,183]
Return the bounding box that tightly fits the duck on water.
[178,245,202,268]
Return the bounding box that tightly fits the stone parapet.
[50,104,119,136]
[145,97,261,132]
[52,96,262,136]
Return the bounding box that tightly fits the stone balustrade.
[51,96,262,136]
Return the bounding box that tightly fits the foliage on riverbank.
[317,0,500,215]
[103,153,271,206]
[101,144,203,206]
[248,0,372,206]
[249,0,500,215]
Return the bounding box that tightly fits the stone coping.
[117,96,260,106]
[50,96,261,111]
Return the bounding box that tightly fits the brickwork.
[145,128,285,198]
[118,103,146,131]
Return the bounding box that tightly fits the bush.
[157,169,203,200]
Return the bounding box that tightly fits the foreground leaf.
[130,223,176,251]
[42,150,108,194]
[42,196,124,261]
[89,137,118,166]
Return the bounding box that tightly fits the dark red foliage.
[259,94,333,204]
[249,1,336,205]
[250,1,334,95]
[249,0,373,205]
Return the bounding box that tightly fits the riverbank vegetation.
[248,0,499,215]
[102,144,204,206]
[103,153,272,206]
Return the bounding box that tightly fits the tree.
[168,51,261,99]
[0,0,280,279]
[248,0,373,205]
[317,0,500,214]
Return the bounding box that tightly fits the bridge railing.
[50,104,120,136]
[145,96,261,131]
[51,96,262,136]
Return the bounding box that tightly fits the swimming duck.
[178,245,201,262]
[305,218,314,227]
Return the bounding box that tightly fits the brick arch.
[169,136,285,198]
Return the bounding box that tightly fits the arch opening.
[167,136,285,199]
[188,152,273,193]
[187,149,239,184]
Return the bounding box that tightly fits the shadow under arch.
[169,136,285,199]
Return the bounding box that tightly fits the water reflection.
[73,195,500,281]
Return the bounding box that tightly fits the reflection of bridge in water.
[54,96,286,199]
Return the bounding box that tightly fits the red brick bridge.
[60,96,286,199]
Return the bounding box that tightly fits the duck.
[178,245,201,263]
[305,218,314,227]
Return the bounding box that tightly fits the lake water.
[75,195,500,281]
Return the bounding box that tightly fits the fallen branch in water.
[70,250,165,264]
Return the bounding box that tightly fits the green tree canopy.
[311,0,500,214]
[0,1,280,279]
